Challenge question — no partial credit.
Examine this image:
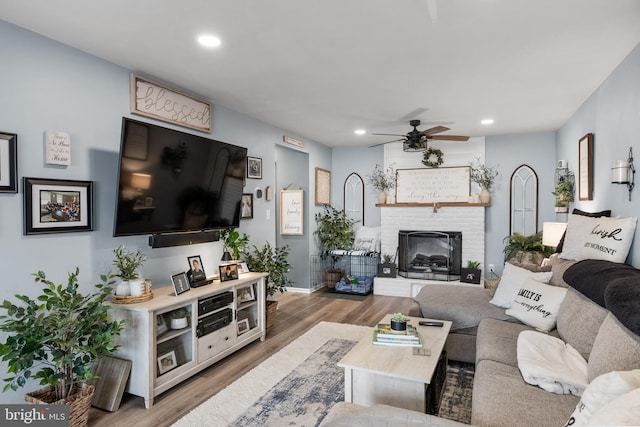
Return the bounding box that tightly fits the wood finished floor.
[89,290,414,427]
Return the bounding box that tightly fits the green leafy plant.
[381,253,394,264]
[471,159,499,190]
[466,260,481,269]
[314,206,356,271]
[220,227,250,260]
[169,307,189,319]
[391,313,406,322]
[113,245,146,281]
[367,164,396,192]
[244,242,293,297]
[552,174,575,202]
[503,232,554,262]
[0,268,124,401]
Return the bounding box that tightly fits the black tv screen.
[113,117,247,237]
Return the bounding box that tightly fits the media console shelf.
[109,272,267,408]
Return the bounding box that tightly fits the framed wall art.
[0,132,17,193]
[23,178,93,235]
[241,193,253,219]
[578,133,594,201]
[247,156,262,179]
[315,167,331,205]
[130,74,212,133]
[280,189,304,235]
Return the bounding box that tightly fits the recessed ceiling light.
[481,119,494,125]
[354,129,366,135]
[198,34,222,47]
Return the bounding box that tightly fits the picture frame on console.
[23,177,93,235]
[171,272,191,295]
[187,255,206,283]
[157,350,177,375]
[237,318,250,335]
[219,264,239,282]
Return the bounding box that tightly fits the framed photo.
[280,189,304,235]
[237,285,255,303]
[23,178,93,235]
[187,255,206,282]
[156,315,168,337]
[0,132,18,193]
[219,263,239,282]
[315,167,331,205]
[171,272,190,295]
[578,133,594,201]
[237,262,250,274]
[247,156,262,179]
[237,318,250,335]
[241,193,253,219]
[157,350,177,375]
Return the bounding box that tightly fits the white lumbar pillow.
[490,262,553,308]
[506,278,568,332]
[565,369,640,427]
[576,216,637,264]
[560,214,600,260]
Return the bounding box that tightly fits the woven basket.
[25,382,95,427]
[265,300,278,330]
[112,278,153,304]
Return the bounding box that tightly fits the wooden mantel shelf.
[375,202,490,207]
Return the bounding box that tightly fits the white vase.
[378,191,387,204]
[115,281,130,296]
[479,188,491,204]
[129,278,145,296]
[170,317,188,329]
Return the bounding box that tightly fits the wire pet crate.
[311,251,380,293]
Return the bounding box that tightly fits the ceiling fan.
[369,119,470,152]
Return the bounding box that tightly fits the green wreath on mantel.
[422,147,444,168]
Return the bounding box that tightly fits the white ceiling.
[1,0,640,147]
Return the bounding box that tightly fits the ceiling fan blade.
[369,138,406,148]
[421,126,450,136]
[429,135,470,142]
[372,133,406,137]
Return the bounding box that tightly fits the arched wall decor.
[344,172,364,225]
[510,164,539,236]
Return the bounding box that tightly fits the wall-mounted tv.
[113,117,247,239]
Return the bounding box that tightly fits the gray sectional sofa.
[322,257,640,426]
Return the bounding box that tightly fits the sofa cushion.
[505,278,568,332]
[576,216,637,264]
[565,369,640,427]
[586,387,640,426]
[490,262,553,308]
[556,287,608,360]
[563,259,640,307]
[414,284,509,330]
[475,318,536,367]
[549,253,575,287]
[588,313,640,381]
[472,359,579,427]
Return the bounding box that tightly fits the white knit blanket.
[517,330,588,396]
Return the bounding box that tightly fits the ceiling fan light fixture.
[403,140,426,152]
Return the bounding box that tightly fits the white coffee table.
[338,313,452,413]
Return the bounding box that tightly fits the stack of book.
[372,323,422,347]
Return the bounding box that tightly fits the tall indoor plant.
[220,227,250,261]
[314,206,356,288]
[0,268,125,427]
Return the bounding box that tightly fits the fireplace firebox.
[398,230,462,281]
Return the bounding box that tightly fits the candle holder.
[611,147,635,201]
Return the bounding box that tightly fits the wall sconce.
[611,147,635,201]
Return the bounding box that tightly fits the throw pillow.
[586,387,640,426]
[555,209,611,253]
[506,278,568,332]
[576,216,637,264]
[564,369,640,427]
[352,226,380,252]
[489,262,553,308]
[560,214,600,260]
[548,253,576,287]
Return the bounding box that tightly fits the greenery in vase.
[503,232,554,261]
[367,164,396,192]
[169,307,189,319]
[466,260,481,269]
[113,245,146,281]
[391,313,406,322]
[470,159,499,190]
[221,227,250,260]
[552,174,575,202]
[244,242,293,297]
[381,253,394,264]
[0,268,124,401]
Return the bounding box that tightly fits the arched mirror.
[344,173,364,225]
[510,164,538,236]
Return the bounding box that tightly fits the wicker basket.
[25,382,95,427]
[112,278,153,304]
[265,300,278,330]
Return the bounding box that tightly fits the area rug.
[173,321,473,426]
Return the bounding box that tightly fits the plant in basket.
[0,268,125,427]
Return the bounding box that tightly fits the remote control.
[419,321,444,327]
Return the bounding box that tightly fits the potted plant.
[390,313,407,332]
[377,253,397,278]
[553,173,575,212]
[503,232,554,266]
[243,242,292,329]
[220,227,250,261]
[471,159,499,203]
[314,206,356,288]
[0,268,124,427]
[367,163,396,204]
[112,245,146,296]
[461,260,482,284]
[168,307,190,329]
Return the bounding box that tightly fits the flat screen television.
[113,117,247,238]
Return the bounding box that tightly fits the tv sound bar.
[149,230,220,248]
